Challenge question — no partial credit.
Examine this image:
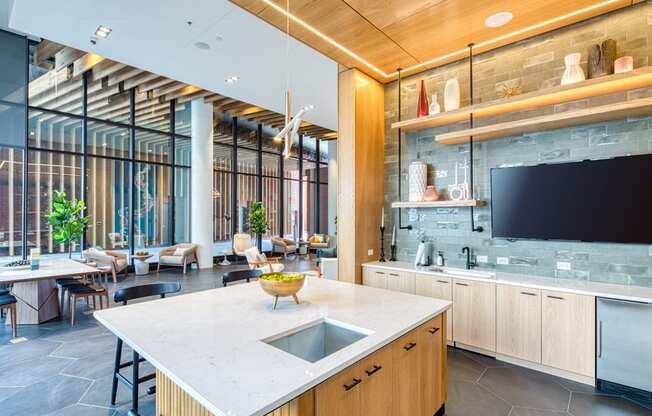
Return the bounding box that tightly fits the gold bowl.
[259,272,305,309]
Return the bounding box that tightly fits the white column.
[191,99,214,269]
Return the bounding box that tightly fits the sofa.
[157,243,198,274]
[308,234,331,250]
[271,237,297,258]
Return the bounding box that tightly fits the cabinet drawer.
[415,274,453,342]
[387,271,415,294]
[363,268,388,289]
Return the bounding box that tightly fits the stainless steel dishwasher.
[597,297,652,405]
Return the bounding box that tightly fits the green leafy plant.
[46,191,89,258]
[248,201,269,247]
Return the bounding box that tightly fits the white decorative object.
[408,161,427,202]
[444,78,460,111]
[614,56,633,74]
[428,93,440,114]
[448,161,469,201]
[561,53,586,85]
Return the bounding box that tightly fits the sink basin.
[262,318,372,363]
[428,266,495,279]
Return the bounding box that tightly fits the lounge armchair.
[244,246,284,274]
[271,236,297,258]
[308,234,331,250]
[233,233,253,263]
[157,243,198,274]
[84,248,128,283]
[108,232,128,249]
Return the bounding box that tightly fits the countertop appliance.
[597,297,652,405]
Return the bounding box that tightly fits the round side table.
[132,254,153,276]
[220,250,232,266]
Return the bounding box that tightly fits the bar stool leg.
[131,350,140,415]
[10,303,17,338]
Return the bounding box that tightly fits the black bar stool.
[110,282,181,415]
[222,269,262,287]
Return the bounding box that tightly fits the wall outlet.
[477,255,489,264]
[497,257,509,265]
[368,249,374,256]
[556,261,572,271]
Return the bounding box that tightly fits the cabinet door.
[392,331,421,416]
[359,344,394,416]
[453,278,496,352]
[363,268,387,289]
[387,271,415,294]
[416,274,453,342]
[496,285,541,363]
[417,315,444,416]
[315,361,362,416]
[542,290,595,377]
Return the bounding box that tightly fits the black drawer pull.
[437,280,449,284]
[428,327,440,334]
[547,295,564,300]
[365,365,382,376]
[343,378,362,391]
[520,292,537,296]
[403,342,417,351]
[455,282,469,287]
[389,273,400,277]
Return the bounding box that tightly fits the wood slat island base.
[156,313,448,416]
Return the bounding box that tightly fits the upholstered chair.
[244,246,284,274]
[84,248,128,283]
[157,243,198,274]
[233,233,253,262]
[271,236,297,258]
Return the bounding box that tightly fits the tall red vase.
[416,80,429,117]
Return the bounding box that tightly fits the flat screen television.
[490,154,652,244]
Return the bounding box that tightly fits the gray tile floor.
[1,259,650,416]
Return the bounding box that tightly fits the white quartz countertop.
[364,261,652,303]
[94,277,451,416]
[0,258,98,284]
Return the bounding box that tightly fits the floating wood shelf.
[391,200,485,208]
[436,97,652,145]
[391,66,652,132]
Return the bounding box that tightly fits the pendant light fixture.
[271,0,312,158]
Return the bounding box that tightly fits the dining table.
[0,258,100,325]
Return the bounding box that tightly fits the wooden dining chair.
[0,293,17,338]
[110,282,182,415]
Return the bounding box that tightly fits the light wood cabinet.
[392,330,421,416]
[359,345,394,416]
[315,360,362,416]
[387,271,415,294]
[417,315,445,416]
[416,274,453,342]
[362,267,387,289]
[541,290,595,377]
[497,285,542,363]
[453,278,496,352]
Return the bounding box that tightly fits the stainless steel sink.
[427,266,495,279]
[262,319,372,363]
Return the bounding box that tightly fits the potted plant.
[248,201,269,251]
[46,190,90,258]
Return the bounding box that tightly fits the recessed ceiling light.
[194,41,210,50]
[485,12,513,28]
[95,25,112,38]
[216,35,223,42]
[225,76,239,84]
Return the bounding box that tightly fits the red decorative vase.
[416,80,429,117]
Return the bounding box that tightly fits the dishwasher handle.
[597,320,602,358]
[598,297,652,307]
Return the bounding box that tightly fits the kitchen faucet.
[462,246,476,270]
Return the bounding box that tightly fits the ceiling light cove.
[94,25,112,39]
[194,41,210,50]
[485,12,513,28]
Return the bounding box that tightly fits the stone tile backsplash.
[383,3,652,287]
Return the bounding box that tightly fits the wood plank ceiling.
[29,42,336,141]
[230,0,640,82]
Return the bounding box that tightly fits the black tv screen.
[490,154,652,244]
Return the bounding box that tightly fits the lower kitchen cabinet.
[417,315,445,416]
[453,278,496,352]
[362,267,387,289]
[541,290,595,377]
[496,285,542,363]
[392,330,421,416]
[387,270,415,293]
[359,345,394,416]
[315,361,362,416]
[416,274,453,342]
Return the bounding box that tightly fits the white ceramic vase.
[561,53,585,85]
[429,93,440,114]
[614,56,633,74]
[408,161,427,202]
[444,78,460,111]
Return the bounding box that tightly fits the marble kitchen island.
[94,277,451,416]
